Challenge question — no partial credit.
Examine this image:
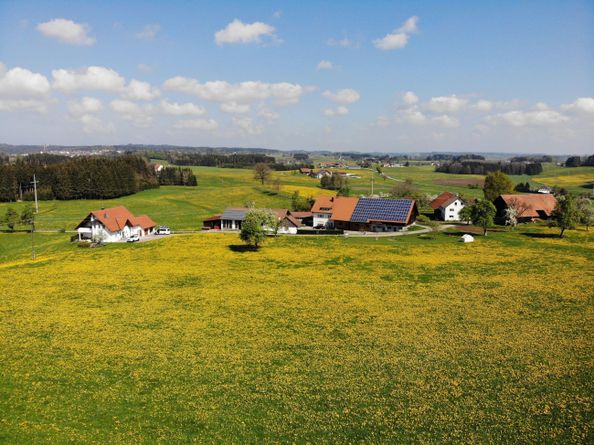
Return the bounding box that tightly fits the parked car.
[156,226,170,235]
[314,224,326,229]
[127,234,140,242]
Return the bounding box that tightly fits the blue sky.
[0,0,592,153]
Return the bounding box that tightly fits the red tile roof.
[289,211,313,219]
[330,197,359,222]
[203,215,222,222]
[311,196,335,213]
[76,206,156,232]
[430,192,458,210]
[498,194,558,218]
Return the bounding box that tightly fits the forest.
[0,154,195,202]
[435,160,543,175]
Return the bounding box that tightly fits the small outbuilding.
[459,234,475,243]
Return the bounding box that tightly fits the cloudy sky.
[0,0,593,153]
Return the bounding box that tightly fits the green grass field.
[1,162,593,443]
[1,163,591,232]
[1,227,592,443]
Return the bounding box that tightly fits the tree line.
[166,152,312,171]
[565,155,594,167]
[435,160,543,175]
[158,167,197,186]
[0,154,163,202]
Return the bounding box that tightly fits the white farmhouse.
[75,206,157,242]
[430,192,465,221]
[311,195,335,228]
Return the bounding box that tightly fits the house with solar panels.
[310,196,418,232]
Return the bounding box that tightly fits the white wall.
[313,212,332,227]
[441,199,464,221]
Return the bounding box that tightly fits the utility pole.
[31,217,36,260]
[371,168,374,196]
[31,174,39,213]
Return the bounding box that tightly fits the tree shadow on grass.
[521,232,560,239]
[229,244,259,253]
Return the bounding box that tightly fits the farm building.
[203,208,301,234]
[430,192,465,221]
[311,196,418,232]
[75,206,156,242]
[289,211,313,227]
[494,194,558,223]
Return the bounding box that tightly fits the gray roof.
[221,208,249,221]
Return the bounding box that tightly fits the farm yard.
[1,162,593,443]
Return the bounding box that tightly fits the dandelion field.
[1,228,592,443]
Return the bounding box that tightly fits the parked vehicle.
[314,224,326,229]
[127,234,140,242]
[156,226,171,235]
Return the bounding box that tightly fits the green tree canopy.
[239,209,276,249]
[552,194,579,238]
[470,199,497,235]
[483,171,513,201]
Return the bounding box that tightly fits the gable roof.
[351,198,416,224]
[282,214,301,227]
[430,192,458,210]
[76,206,155,232]
[134,215,157,229]
[221,208,290,221]
[289,211,312,219]
[331,196,359,222]
[311,196,335,213]
[497,194,558,218]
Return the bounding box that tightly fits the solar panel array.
[221,208,249,220]
[350,198,413,223]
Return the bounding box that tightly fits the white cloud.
[534,102,549,111]
[0,63,51,113]
[214,19,279,45]
[233,116,263,134]
[174,118,218,130]
[432,114,460,128]
[160,99,206,116]
[317,60,334,71]
[257,108,279,120]
[0,64,51,98]
[323,106,349,117]
[562,97,594,113]
[79,114,114,134]
[273,11,282,19]
[426,95,468,113]
[123,79,160,101]
[135,23,160,41]
[402,91,419,105]
[322,88,360,104]
[0,99,49,113]
[52,66,126,93]
[68,96,103,115]
[220,101,251,114]
[488,110,569,127]
[36,18,95,46]
[396,108,427,125]
[327,36,357,48]
[474,99,493,112]
[163,77,309,106]
[398,16,419,34]
[110,99,154,127]
[373,16,418,50]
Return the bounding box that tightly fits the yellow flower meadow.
[0,229,592,443]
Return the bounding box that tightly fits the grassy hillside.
[1,228,592,443]
[0,163,591,231]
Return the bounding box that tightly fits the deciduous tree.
[239,209,276,248]
[470,200,496,235]
[483,171,513,201]
[552,194,579,238]
[253,163,271,185]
